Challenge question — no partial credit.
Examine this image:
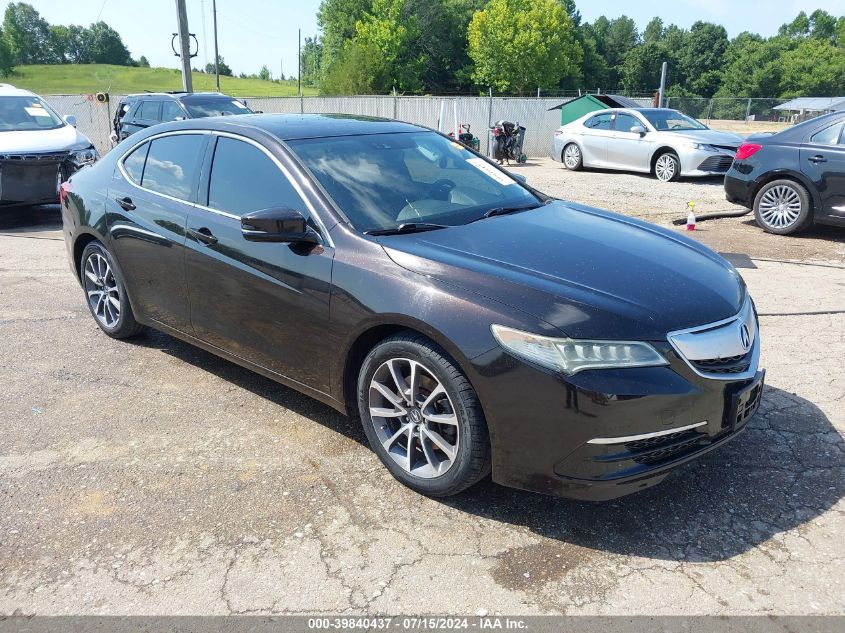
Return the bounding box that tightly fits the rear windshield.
[182,98,252,118]
[0,96,64,132]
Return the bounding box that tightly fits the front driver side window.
[207,137,307,216]
[614,113,642,133]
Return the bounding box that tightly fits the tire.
[80,241,145,339]
[753,179,813,235]
[654,151,681,182]
[357,332,491,497]
[562,143,583,171]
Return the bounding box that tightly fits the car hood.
[379,201,744,340]
[0,124,93,154]
[660,129,743,147]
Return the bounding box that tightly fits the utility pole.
[658,61,668,108]
[212,0,220,92]
[175,0,193,92]
[298,28,302,96]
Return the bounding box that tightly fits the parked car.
[0,83,98,208]
[725,111,845,234]
[61,114,763,501]
[111,92,254,143]
[553,108,743,182]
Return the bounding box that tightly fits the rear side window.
[810,122,844,145]
[141,135,205,201]
[207,137,306,215]
[161,101,184,122]
[585,113,613,130]
[137,100,160,121]
[122,142,149,184]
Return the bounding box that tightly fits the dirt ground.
[1,165,843,616]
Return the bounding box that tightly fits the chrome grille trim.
[587,421,708,445]
[667,297,760,381]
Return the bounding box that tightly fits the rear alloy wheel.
[654,152,681,182]
[80,242,144,339]
[753,179,812,235]
[562,143,582,170]
[357,333,490,497]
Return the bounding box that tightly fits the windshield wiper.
[470,203,543,223]
[364,222,450,236]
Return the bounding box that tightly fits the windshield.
[641,110,708,131]
[287,131,541,233]
[183,98,252,118]
[0,96,64,132]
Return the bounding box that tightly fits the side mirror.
[630,125,646,136]
[512,173,527,183]
[64,115,77,127]
[241,207,320,244]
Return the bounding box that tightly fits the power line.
[96,0,109,21]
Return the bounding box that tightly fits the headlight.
[70,146,99,167]
[491,325,668,375]
[690,143,717,152]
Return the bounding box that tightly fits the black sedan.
[725,111,845,234]
[61,114,763,500]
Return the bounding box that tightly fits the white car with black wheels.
[552,107,742,182]
[0,84,99,209]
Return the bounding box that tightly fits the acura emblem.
[739,323,751,351]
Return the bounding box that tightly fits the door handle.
[188,226,218,245]
[115,196,136,211]
[808,155,827,164]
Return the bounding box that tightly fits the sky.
[3,0,845,77]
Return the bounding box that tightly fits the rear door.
[184,133,335,392]
[606,112,652,172]
[107,132,208,332]
[579,112,614,166]
[800,118,845,220]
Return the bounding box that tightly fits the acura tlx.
[60,113,763,500]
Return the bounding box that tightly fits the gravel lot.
[1,165,843,615]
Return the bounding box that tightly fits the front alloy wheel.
[358,333,491,497]
[654,152,680,182]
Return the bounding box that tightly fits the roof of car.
[0,83,38,97]
[122,92,238,101]
[177,113,427,140]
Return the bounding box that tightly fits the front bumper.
[0,152,90,207]
[679,147,737,177]
[470,323,763,500]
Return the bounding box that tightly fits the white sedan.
[552,108,743,182]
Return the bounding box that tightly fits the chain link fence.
[43,93,797,158]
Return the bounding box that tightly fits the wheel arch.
[72,231,101,280]
[650,146,680,172]
[339,317,479,419]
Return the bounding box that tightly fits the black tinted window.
[615,113,641,132]
[207,137,305,215]
[141,134,205,201]
[137,100,159,121]
[810,122,843,145]
[161,101,184,122]
[585,113,613,130]
[122,142,149,184]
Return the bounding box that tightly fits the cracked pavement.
[0,186,843,615]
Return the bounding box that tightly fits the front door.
[606,112,652,171]
[800,118,845,221]
[106,132,208,332]
[184,134,335,393]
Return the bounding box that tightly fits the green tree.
[467,0,581,93]
[678,21,728,97]
[3,2,52,64]
[0,27,13,76]
[778,38,845,96]
[138,55,150,68]
[620,41,664,93]
[643,17,665,44]
[809,9,837,42]
[317,0,372,79]
[258,64,272,81]
[603,16,639,87]
[300,35,322,87]
[320,40,387,94]
[88,21,131,65]
[205,55,233,76]
[355,0,424,92]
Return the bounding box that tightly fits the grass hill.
[3,64,318,97]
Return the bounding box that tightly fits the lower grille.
[697,155,734,172]
[625,429,705,466]
[690,350,752,375]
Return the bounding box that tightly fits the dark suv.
[111,92,254,143]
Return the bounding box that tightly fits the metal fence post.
[665,96,671,109]
[300,95,304,114]
[706,99,714,124]
[486,87,493,156]
[745,98,752,122]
